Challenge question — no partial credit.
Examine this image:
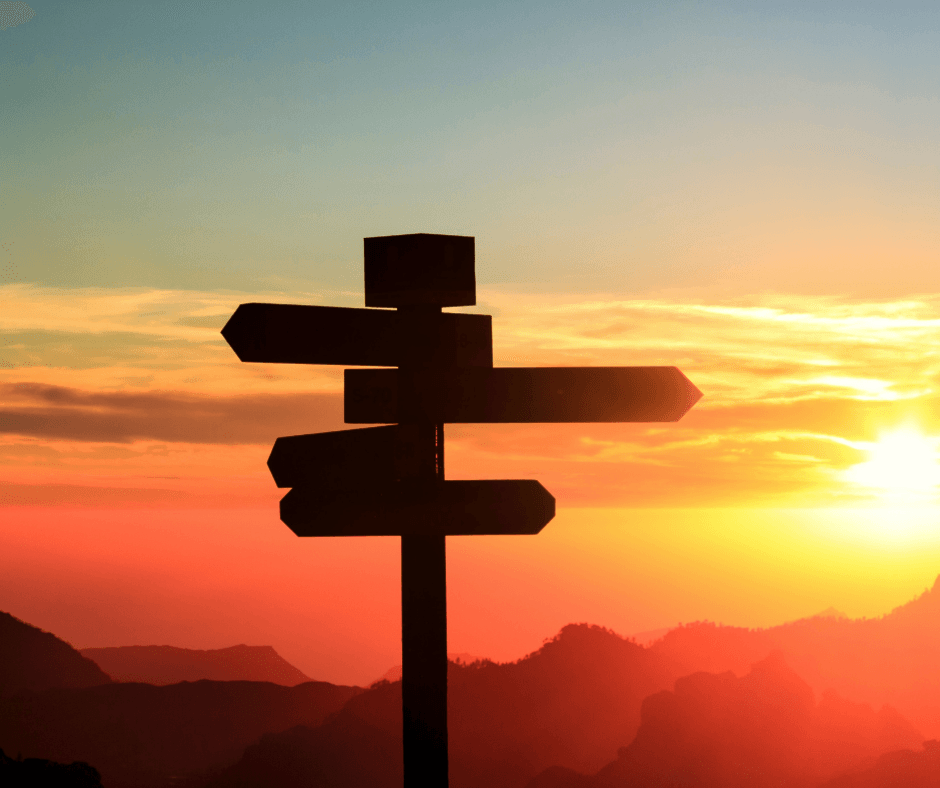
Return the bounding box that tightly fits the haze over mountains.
[210,627,929,788]
[0,612,359,787]
[650,574,940,739]
[530,653,921,788]
[3,577,940,786]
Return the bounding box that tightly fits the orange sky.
[3,285,940,683]
[6,3,940,686]
[5,286,940,508]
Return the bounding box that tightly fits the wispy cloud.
[483,290,940,407]
[3,285,940,507]
[0,284,346,392]
[0,382,344,444]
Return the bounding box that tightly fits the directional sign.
[279,479,555,536]
[268,425,425,489]
[344,366,703,424]
[222,303,492,368]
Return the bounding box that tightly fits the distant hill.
[447,626,674,784]
[649,574,940,738]
[80,644,311,686]
[0,679,362,788]
[212,627,927,788]
[0,611,111,696]
[212,624,677,788]
[527,654,922,788]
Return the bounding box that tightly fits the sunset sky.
[4,1,940,686]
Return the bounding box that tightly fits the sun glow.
[843,429,940,501]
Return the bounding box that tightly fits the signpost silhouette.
[222,232,702,787]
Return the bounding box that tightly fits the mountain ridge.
[650,573,940,737]
[0,611,111,696]
[79,644,311,686]
[526,653,922,788]
[0,679,362,787]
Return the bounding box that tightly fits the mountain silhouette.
[650,574,940,738]
[6,579,940,788]
[212,624,676,788]
[447,625,673,785]
[79,644,311,686]
[208,680,404,788]
[528,653,922,788]
[0,747,103,788]
[0,680,362,787]
[0,611,111,696]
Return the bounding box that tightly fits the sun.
[843,428,940,500]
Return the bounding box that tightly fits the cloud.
[481,290,940,408]
[5,283,939,405]
[0,480,277,508]
[0,382,345,444]
[0,480,196,507]
[4,285,940,507]
[0,2,34,31]
[0,284,345,395]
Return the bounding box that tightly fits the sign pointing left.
[222,303,493,368]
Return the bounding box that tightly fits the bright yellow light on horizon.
[844,428,940,502]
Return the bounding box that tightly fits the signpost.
[222,232,702,787]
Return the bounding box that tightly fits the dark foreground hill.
[0,679,361,788]
[526,654,922,788]
[0,611,111,696]
[0,747,103,788]
[79,644,311,686]
[649,574,940,738]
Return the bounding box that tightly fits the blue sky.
[4,1,940,295]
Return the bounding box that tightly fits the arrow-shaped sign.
[222,303,493,368]
[280,479,555,536]
[268,425,425,489]
[345,366,702,424]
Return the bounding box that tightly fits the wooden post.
[400,302,449,787]
[401,529,448,786]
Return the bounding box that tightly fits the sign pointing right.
[345,366,703,424]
